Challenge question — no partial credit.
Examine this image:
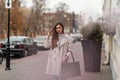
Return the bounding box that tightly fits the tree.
[25,0,46,36]
[10,0,26,36]
[55,2,69,12]
[0,0,10,38]
[54,2,70,26]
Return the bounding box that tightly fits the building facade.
[103,0,120,80]
[102,0,112,17]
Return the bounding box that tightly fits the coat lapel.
[59,37,68,47]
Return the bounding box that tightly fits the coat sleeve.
[65,36,73,58]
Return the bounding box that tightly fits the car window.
[23,38,29,43]
[28,38,34,44]
[34,36,46,41]
[4,37,23,44]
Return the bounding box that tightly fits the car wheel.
[24,50,28,57]
[21,50,28,57]
[0,54,3,64]
[34,48,38,55]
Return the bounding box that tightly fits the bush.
[80,22,103,42]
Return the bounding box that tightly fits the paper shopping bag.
[61,61,81,78]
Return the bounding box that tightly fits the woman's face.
[55,24,63,34]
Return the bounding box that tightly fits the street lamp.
[5,0,12,70]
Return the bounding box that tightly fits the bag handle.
[67,50,75,62]
[66,41,75,62]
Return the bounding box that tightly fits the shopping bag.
[61,51,81,78]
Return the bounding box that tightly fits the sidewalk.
[0,42,113,80]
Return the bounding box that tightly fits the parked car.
[70,33,82,43]
[0,40,4,43]
[0,36,38,57]
[0,50,3,64]
[33,36,50,50]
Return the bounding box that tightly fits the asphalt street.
[0,42,112,80]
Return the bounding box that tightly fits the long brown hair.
[51,22,64,49]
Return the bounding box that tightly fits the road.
[0,42,112,80]
[0,41,81,66]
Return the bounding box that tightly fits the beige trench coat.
[44,34,73,76]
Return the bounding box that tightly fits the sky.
[46,0,104,20]
[26,0,104,20]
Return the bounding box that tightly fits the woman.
[44,22,73,80]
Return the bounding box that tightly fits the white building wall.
[111,0,120,14]
[103,0,112,17]
[105,0,120,80]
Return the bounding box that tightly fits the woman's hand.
[47,31,51,36]
[47,30,53,41]
[62,55,69,64]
